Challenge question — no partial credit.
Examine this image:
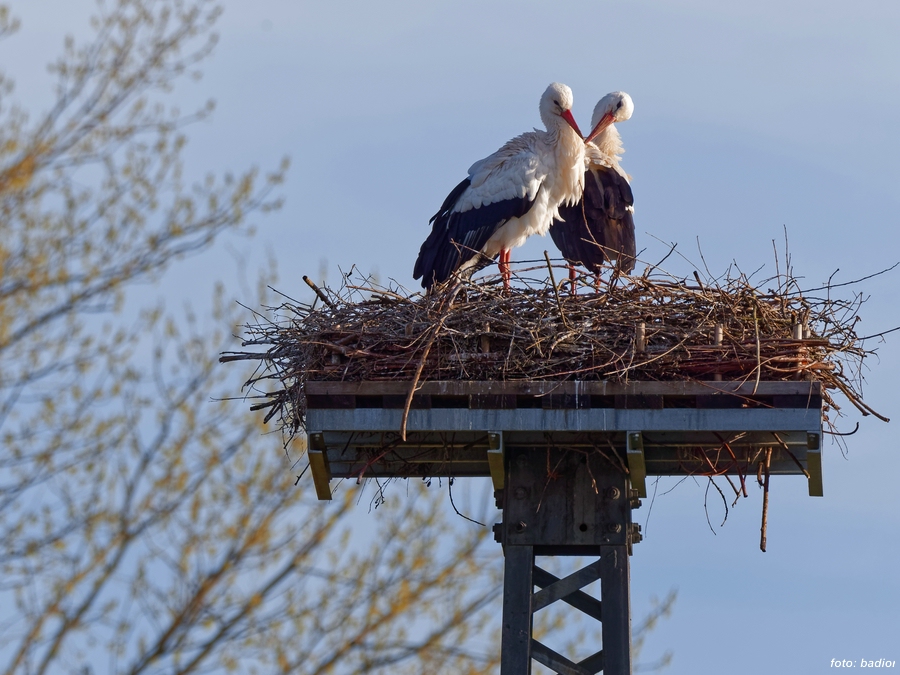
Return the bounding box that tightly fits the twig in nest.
[544,250,570,330]
[225,258,886,449]
[752,303,762,395]
[760,447,772,553]
[400,283,463,440]
[771,432,810,479]
[830,377,891,422]
[303,275,337,310]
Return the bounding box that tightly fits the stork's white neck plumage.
[536,82,587,212]
[590,124,625,163]
[545,123,587,209]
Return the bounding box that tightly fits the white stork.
[413,82,586,291]
[550,91,636,291]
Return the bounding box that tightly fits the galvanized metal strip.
[487,431,505,490]
[307,432,332,501]
[308,407,823,433]
[627,431,648,498]
[807,430,824,497]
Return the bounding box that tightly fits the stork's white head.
[539,82,583,139]
[585,91,634,145]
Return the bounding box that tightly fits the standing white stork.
[413,83,586,291]
[549,91,636,290]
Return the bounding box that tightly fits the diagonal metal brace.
[533,565,603,622]
[532,559,603,613]
[532,640,597,675]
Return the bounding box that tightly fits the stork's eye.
[616,101,623,109]
[553,99,560,106]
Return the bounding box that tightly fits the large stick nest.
[222,259,887,438]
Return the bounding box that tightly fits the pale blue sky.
[5,1,900,672]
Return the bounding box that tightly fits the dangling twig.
[760,448,772,553]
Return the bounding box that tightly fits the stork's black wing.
[550,165,635,274]
[413,178,536,289]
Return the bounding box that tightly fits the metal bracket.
[487,431,505,490]
[627,431,647,498]
[806,430,823,497]
[307,432,333,501]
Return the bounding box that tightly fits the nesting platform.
[305,379,824,500]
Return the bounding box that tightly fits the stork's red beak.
[560,109,583,139]
[584,112,615,145]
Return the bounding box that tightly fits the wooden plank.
[306,379,821,399]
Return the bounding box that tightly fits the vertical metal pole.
[501,545,534,675]
[600,545,632,675]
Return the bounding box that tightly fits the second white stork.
[413,82,586,291]
[550,91,636,290]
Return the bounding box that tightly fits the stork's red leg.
[500,249,511,292]
[568,264,576,294]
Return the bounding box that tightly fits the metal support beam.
[600,546,631,674]
[301,380,824,669]
[498,446,636,674]
[501,545,534,675]
[500,549,632,675]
